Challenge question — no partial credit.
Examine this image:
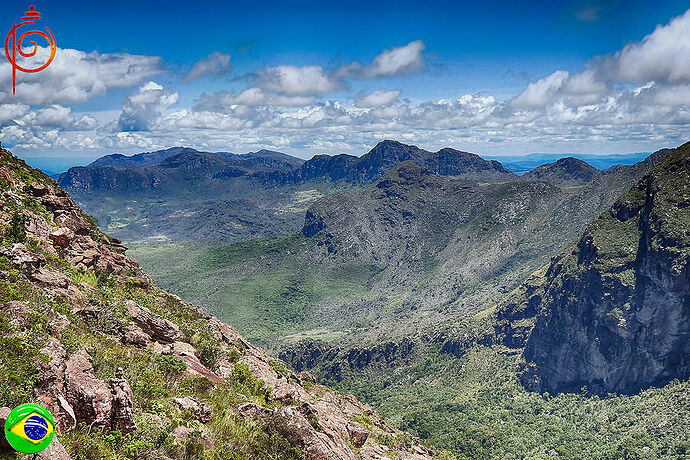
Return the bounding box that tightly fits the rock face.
[511,142,690,395]
[109,368,137,433]
[126,300,181,343]
[65,350,114,431]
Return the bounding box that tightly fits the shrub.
[4,212,26,244]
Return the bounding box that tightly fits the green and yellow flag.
[4,403,55,454]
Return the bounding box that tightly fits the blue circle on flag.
[23,415,48,441]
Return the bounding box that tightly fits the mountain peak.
[521,156,599,186]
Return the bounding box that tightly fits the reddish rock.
[237,403,272,419]
[208,316,248,347]
[32,267,70,288]
[3,243,45,274]
[50,228,75,248]
[173,396,212,423]
[346,422,369,448]
[0,301,31,330]
[49,313,71,333]
[28,183,50,197]
[0,166,15,188]
[35,338,76,432]
[126,300,181,343]
[65,350,113,431]
[35,436,71,460]
[122,324,152,346]
[167,341,221,383]
[110,368,137,434]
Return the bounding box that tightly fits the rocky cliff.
[498,142,689,395]
[0,147,435,459]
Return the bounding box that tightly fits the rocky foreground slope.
[0,147,436,459]
[496,142,690,395]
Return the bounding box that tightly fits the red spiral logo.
[4,6,57,95]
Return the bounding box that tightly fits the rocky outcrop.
[125,300,181,343]
[510,142,690,395]
[109,368,136,433]
[173,396,212,423]
[65,350,114,431]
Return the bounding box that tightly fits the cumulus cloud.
[7,14,690,157]
[183,51,231,82]
[362,40,426,78]
[201,41,426,111]
[255,65,341,96]
[116,82,179,131]
[515,9,690,108]
[0,47,164,105]
[355,89,401,108]
[196,88,314,109]
[605,9,690,83]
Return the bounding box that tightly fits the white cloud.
[255,65,341,96]
[0,47,163,105]
[116,82,178,131]
[513,71,570,107]
[183,51,231,82]
[196,88,315,108]
[514,9,690,109]
[355,89,401,108]
[608,9,690,83]
[362,40,426,78]
[7,14,690,158]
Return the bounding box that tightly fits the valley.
[55,139,690,458]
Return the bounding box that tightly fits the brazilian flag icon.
[4,403,55,454]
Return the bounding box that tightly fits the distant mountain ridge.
[266,140,517,185]
[520,156,600,186]
[55,140,657,245]
[87,147,202,169]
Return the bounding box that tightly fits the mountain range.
[45,138,690,457]
[56,140,644,245]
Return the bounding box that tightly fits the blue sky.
[2,0,690,171]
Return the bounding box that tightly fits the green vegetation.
[3,213,26,244]
[0,259,310,459]
[129,236,382,347]
[316,344,690,459]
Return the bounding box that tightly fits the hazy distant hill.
[489,151,651,174]
[87,147,202,169]
[520,156,600,186]
[266,140,517,185]
[57,141,521,243]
